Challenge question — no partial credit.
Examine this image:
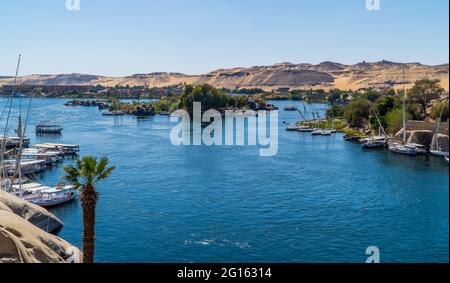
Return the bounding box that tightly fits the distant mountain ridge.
[1,60,448,91]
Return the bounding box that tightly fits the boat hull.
[29,192,77,208]
[362,143,386,149]
[430,150,449,157]
[389,147,417,156]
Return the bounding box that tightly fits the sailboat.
[361,103,387,149]
[388,67,418,155]
[361,127,386,149]
[311,108,325,135]
[320,120,332,136]
[1,55,77,208]
[430,104,449,157]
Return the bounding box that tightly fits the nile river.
[2,98,448,262]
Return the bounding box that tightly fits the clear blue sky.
[0,0,448,76]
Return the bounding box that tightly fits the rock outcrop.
[0,191,82,263]
[0,190,63,233]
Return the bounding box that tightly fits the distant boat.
[311,129,323,136]
[361,136,387,149]
[286,124,316,132]
[388,67,418,156]
[36,122,63,134]
[283,105,298,111]
[102,110,125,116]
[343,134,360,142]
[361,128,386,149]
[362,104,387,149]
[389,143,417,156]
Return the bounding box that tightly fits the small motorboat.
[311,129,323,136]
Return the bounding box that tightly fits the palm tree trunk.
[80,185,98,263]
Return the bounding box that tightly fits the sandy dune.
[0,61,448,91]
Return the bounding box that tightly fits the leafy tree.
[408,79,444,116]
[386,108,412,135]
[364,89,382,102]
[376,96,395,117]
[327,89,344,103]
[342,99,371,127]
[405,103,422,120]
[326,104,344,119]
[179,84,234,113]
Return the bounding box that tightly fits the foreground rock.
[0,190,63,232]
[0,191,82,263]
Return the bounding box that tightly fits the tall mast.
[0,55,21,189]
[433,104,445,151]
[402,65,407,143]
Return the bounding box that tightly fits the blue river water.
[1,98,448,263]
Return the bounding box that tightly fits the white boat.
[389,143,417,155]
[320,130,332,136]
[15,183,78,208]
[1,159,47,175]
[21,150,63,165]
[361,136,386,149]
[286,124,316,132]
[311,129,323,136]
[33,143,79,155]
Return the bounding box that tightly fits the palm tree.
[62,156,115,263]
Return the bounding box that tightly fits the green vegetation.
[323,79,447,136]
[385,108,411,134]
[299,119,345,131]
[152,96,179,113]
[430,101,449,121]
[408,79,445,116]
[342,99,371,128]
[179,84,256,113]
